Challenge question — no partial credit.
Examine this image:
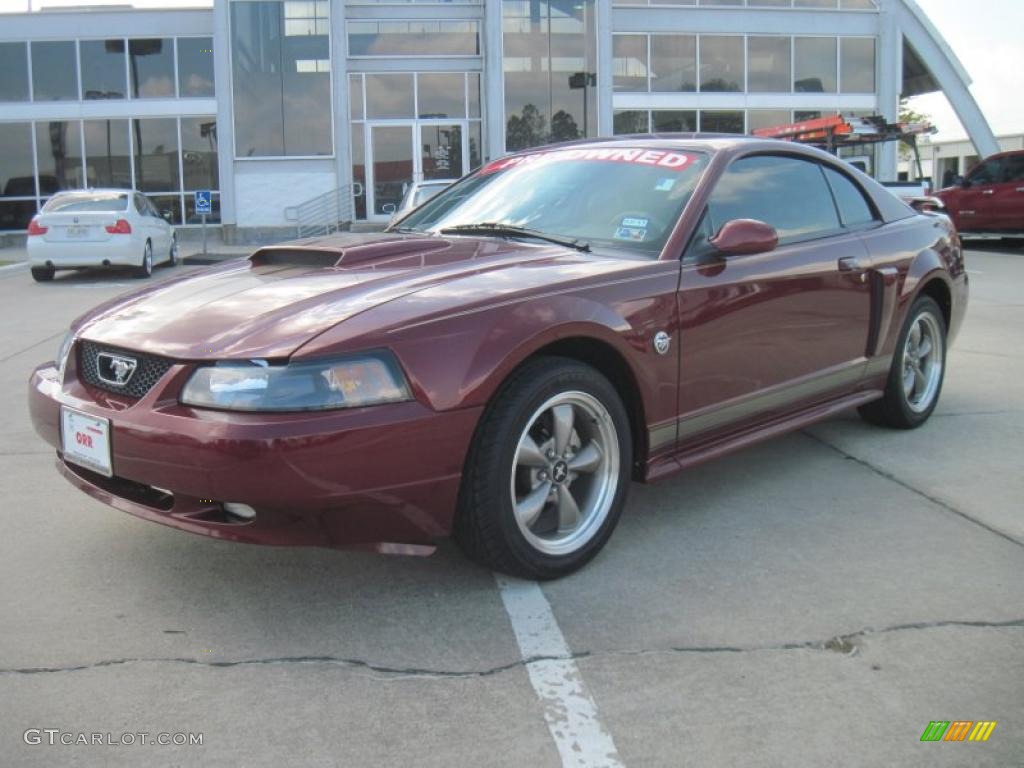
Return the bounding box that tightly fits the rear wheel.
[30,266,55,282]
[859,295,946,429]
[455,357,632,579]
[134,241,153,279]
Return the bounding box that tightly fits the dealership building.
[0,0,998,239]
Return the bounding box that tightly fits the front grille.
[78,340,175,399]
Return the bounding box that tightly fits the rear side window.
[708,155,840,242]
[43,193,129,213]
[823,166,876,227]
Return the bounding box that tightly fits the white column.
[484,0,506,160]
[213,0,236,228]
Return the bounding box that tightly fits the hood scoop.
[249,248,342,268]
[249,236,451,270]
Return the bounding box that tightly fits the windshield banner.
[480,148,699,175]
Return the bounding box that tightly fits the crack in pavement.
[3,617,1022,679]
[802,430,1024,549]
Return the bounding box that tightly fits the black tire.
[30,266,55,282]
[455,357,633,579]
[859,295,947,429]
[134,241,153,279]
[167,235,178,266]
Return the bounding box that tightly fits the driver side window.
[968,158,1003,186]
[705,155,841,245]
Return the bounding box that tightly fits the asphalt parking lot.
[1,246,1021,767]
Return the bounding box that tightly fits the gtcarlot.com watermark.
[24,729,203,747]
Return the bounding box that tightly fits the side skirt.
[643,389,883,483]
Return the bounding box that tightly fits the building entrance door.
[365,121,468,221]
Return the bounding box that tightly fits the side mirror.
[710,219,778,257]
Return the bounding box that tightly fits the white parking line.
[496,576,624,768]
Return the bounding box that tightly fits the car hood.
[73,233,636,360]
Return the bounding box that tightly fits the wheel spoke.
[903,368,916,398]
[516,482,552,528]
[912,365,927,398]
[568,441,602,474]
[552,404,574,454]
[909,322,921,349]
[916,337,932,360]
[556,485,580,531]
[516,434,547,468]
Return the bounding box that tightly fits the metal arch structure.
[888,0,999,162]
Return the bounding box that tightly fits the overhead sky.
[912,0,1024,141]
[0,0,1019,142]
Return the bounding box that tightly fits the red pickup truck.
[937,150,1024,234]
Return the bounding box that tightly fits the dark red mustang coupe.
[30,137,967,578]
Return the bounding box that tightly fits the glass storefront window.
[80,39,127,100]
[700,110,745,133]
[840,37,875,93]
[652,110,697,132]
[699,36,743,92]
[418,73,467,119]
[365,73,415,118]
[613,35,648,92]
[613,110,648,134]
[83,119,132,188]
[502,0,597,152]
[231,1,332,157]
[347,20,480,57]
[133,119,180,193]
[32,41,77,101]
[468,73,481,118]
[651,35,696,92]
[349,74,364,120]
[747,109,792,132]
[0,123,35,198]
[36,121,84,194]
[0,43,29,102]
[420,124,464,181]
[181,117,219,191]
[469,121,482,169]
[129,38,175,98]
[794,37,837,92]
[177,37,215,97]
[747,36,791,92]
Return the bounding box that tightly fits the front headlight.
[180,351,412,412]
[56,331,75,383]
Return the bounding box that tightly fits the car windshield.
[43,193,129,213]
[395,147,709,256]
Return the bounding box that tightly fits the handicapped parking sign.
[194,190,212,215]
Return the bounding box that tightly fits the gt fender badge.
[653,331,671,355]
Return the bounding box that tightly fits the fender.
[876,247,956,359]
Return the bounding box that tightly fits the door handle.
[982,189,995,195]
[838,256,866,272]
[1017,187,1024,192]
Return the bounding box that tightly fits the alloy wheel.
[510,391,620,556]
[902,311,944,413]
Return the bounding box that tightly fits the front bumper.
[29,353,481,552]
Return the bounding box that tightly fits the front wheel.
[455,357,632,579]
[859,295,946,429]
[134,241,153,279]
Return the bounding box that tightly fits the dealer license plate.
[61,406,113,477]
